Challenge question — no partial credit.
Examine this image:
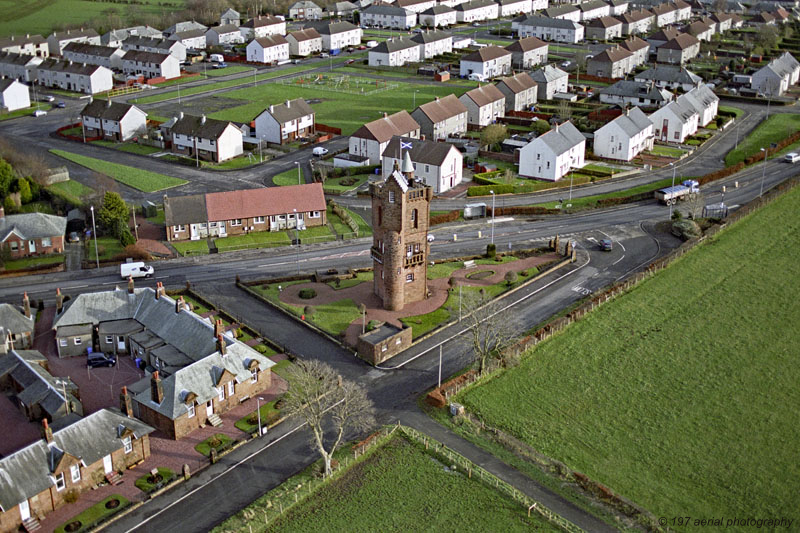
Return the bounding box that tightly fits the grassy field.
[718,105,744,119]
[172,240,209,256]
[533,177,676,210]
[215,231,291,252]
[205,65,254,77]
[648,145,687,158]
[88,237,124,261]
[0,0,182,37]
[3,254,64,271]
[725,114,800,166]
[272,168,303,186]
[215,434,552,532]
[50,150,187,192]
[46,180,94,206]
[459,185,800,527]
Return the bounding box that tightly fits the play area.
[277,73,400,95]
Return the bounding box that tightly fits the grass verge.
[725,114,800,166]
[50,150,187,192]
[53,494,129,533]
[46,180,94,206]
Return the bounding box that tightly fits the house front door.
[19,500,30,521]
[218,221,226,236]
[190,224,199,240]
[28,240,35,253]
[117,337,125,352]
[206,400,213,417]
[103,454,113,474]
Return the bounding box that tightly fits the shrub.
[298,288,316,299]
[367,320,381,331]
[304,305,314,315]
[430,210,460,225]
[486,243,496,258]
[504,271,518,285]
[64,489,80,504]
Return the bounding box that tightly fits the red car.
[357,45,366,50]
[345,59,355,64]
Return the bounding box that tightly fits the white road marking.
[612,255,625,266]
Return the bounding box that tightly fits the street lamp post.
[256,396,265,435]
[296,161,302,185]
[669,162,676,219]
[413,89,419,108]
[294,208,300,274]
[759,147,767,197]
[90,205,99,269]
[489,190,495,245]
[568,171,574,203]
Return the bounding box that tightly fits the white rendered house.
[519,121,586,181]
[593,107,653,161]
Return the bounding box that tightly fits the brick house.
[0,410,153,533]
[370,152,432,311]
[164,183,327,242]
[80,99,148,142]
[357,323,413,365]
[0,209,65,259]
[0,297,34,349]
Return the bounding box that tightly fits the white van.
[120,262,154,279]
[468,73,485,82]
[784,152,800,163]
[209,53,224,63]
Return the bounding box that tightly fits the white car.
[427,234,435,243]
[312,147,329,156]
[32,109,47,117]
[468,73,485,82]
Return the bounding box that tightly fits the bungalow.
[530,64,569,100]
[254,98,315,144]
[497,0,533,17]
[619,35,649,66]
[381,136,463,193]
[122,36,187,62]
[459,45,512,79]
[411,30,453,58]
[205,24,245,46]
[411,94,468,140]
[350,110,421,164]
[634,65,702,91]
[34,59,114,94]
[0,410,153,533]
[751,52,800,96]
[62,42,125,70]
[0,34,49,58]
[616,8,654,35]
[543,5,582,22]
[0,52,42,82]
[519,121,586,181]
[369,36,421,67]
[286,28,323,57]
[584,16,623,40]
[168,29,207,50]
[649,99,698,143]
[361,4,418,29]
[656,33,700,64]
[165,183,327,242]
[606,0,629,16]
[0,349,82,421]
[677,85,719,127]
[289,1,323,20]
[239,15,286,40]
[303,21,362,51]
[599,80,674,107]
[419,5,458,27]
[459,84,505,126]
[80,99,148,142]
[593,106,653,161]
[102,25,162,48]
[454,0,500,22]
[579,0,611,21]
[587,46,633,78]
[687,20,714,41]
[516,16,585,44]
[164,112,243,162]
[121,50,181,80]
[395,0,438,13]
[246,35,290,64]
[0,297,33,349]
[46,28,100,56]
[0,79,30,112]
[496,72,538,111]
[505,36,548,69]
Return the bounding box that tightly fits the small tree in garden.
[504,271,518,286]
[460,291,517,374]
[480,124,508,150]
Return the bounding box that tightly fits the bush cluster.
[430,210,460,225]
[328,199,359,235]
[298,288,316,299]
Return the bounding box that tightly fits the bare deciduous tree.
[283,360,375,477]
[459,290,518,374]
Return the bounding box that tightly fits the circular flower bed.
[64,521,82,532]
[298,288,317,299]
[466,270,494,280]
[105,498,121,509]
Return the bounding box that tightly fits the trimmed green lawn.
[0,104,52,121]
[725,114,800,166]
[46,180,94,206]
[3,254,64,271]
[172,240,209,256]
[647,145,687,158]
[115,143,161,155]
[134,468,175,493]
[205,65,254,77]
[207,155,260,170]
[53,494,129,533]
[182,294,211,314]
[322,173,370,194]
[328,271,373,290]
[534,177,676,209]
[214,434,550,532]
[460,185,800,526]
[50,150,187,192]
[234,399,281,434]
[719,105,744,119]
[88,237,124,261]
[146,208,165,225]
[306,298,362,336]
[272,168,303,186]
[344,206,372,237]
[296,225,334,243]
[428,261,465,280]
[195,433,235,457]
[215,232,291,252]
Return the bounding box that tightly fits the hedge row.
[488,206,560,216]
[430,209,461,225]
[472,170,504,185]
[702,129,800,186]
[467,183,538,196]
[318,164,379,180]
[597,191,655,207]
[327,198,359,235]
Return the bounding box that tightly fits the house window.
[59,338,67,347]
[411,209,417,228]
[674,131,679,140]
[406,273,414,283]
[123,436,132,453]
[105,335,113,344]
[74,338,82,345]
[55,473,65,491]
[254,216,265,223]
[388,191,395,203]
[9,241,17,251]
[188,403,195,418]
[218,387,225,401]
[309,211,321,218]
[546,162,550,169]
[381,344,388,352]
[42,237,51,247]
[536,154,540,160]
[396,338,402,345]
[70,464,81,483]
[231,219,242,226]
[251,369,258,383]
[227,381,235,396]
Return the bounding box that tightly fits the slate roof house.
[649,98,699,143]
[751,52,800,96]
[0,34,49,58]
[519,121,586,181]
[103,25,163,47]
[239,15,286,40]
[168,28,207,50]
[33,59,113,94]
[634,65,702,91]
[529,64,569,100]
[593,106,654,161]
[599,79,674,107]
[676,85,719,127]
[454,0,500,22]
[162,113,243,163]
[411,94,468,140]
[361,4,418,29]
[80,99,148,142]
[349,111,421,164]
[0,410,153,533]
[254,98,315,144]
[459,84,506,126]
[411,30,453,59]
[0,297,34,349]
[61,42,125,70]
[165,184,327,241]
[495,72,538,111]
[303,20,362,50]
[289,0,323,20]
[121,50,181,80]
[0,52,42,83]
[516,16,585,43]
[0,78,30,112]
[122,36,186,62]
[206,23,245,46]
[368,36,421,67]
[0,210,66,259]
[46,28,100,56]
[381,136,463,193]
[220,7,241,26]
[419,5,458,27]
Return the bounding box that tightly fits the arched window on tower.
[411,208,418,229]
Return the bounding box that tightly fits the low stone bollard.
[183,463,191,480]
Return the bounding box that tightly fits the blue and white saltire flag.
[400,141,413,150]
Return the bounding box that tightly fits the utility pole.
[131,205,138,241]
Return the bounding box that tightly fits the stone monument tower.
[370,151,432,311]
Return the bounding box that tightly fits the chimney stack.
[155,282,165,299]
[23,292,31,319]
[120,386,133,417]
[269,104,274,113]
[175,296,185,313]
[286,99,291,108]
[214,319,223,338]
[0,327,7,355]
[127,275,134,294]
[107,99,112,108]
[0,206,5,218]
[217,334,226,356]
[43,418,53,444]
[56,288,64,314]
[178,111,184,119]
[150,371,164,404]
[200,114,206,124]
